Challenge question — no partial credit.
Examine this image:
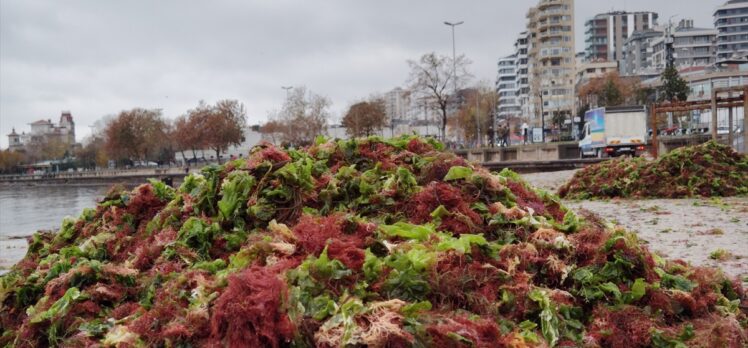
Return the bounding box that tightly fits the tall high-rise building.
[527,0,576,128]
[496,54,520,121]
[383,87,410,123]
[584,11,659,63]
[714,0,748,62]
[514,31,532,120]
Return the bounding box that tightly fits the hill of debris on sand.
[1,136,746,347]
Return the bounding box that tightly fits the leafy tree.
[659,66,689,102]
[104,108,170,164]
[176,102,213,162]
[577,72,638,108]
[601,79,623,106]
[205,99,247,162]
[407,52,471,140]
[0,149,24,174]
[75,136,108,169]
[634,86,657,105]
[174,100,246,163]
[342,98,387,137]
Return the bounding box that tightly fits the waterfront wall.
[0,167,189,186]
[453,142,581,163]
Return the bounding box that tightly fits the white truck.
[579,106,648,158]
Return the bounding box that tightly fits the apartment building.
[527,0,576,127]
[576,60,619,86]
[514,31,532,120]
[651,19,717,69]
[584,11,659,63]
[715,0,748,62]
[496,54,520,121]
[620,29,664,76]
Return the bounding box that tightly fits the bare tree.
[259,119,285,145]
[342,98,387,137]
[407,52,471,140]
[454,84,498,145]
[267,86,330,146]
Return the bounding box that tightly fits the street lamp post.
[444,20,463,144]
[443,21,464,92]
[281,86,293,99]
[475,91,481,147]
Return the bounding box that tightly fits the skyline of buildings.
[494,0,746,128]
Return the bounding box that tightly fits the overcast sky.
[0,0,716,148]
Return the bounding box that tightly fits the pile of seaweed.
[1,136,746,347]
[559,141,748,199]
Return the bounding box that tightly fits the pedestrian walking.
[502,124,510,147]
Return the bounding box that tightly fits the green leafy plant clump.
[559,141,748,199]
[1,136,746,347]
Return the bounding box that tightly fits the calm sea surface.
[0,185,110,238]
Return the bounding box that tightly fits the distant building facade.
[714,0,748,63]
[527,0,576,127]
[7,111,76,151]
[584,11,659,63]
[514,31,532,120]
[576,60,619,86]
[383,87,410,125]
[651,19,717,69]
[621,29,665,76]
[496,54,520,121]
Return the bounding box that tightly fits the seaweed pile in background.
[1,136,746,347]
[559,141,748,199]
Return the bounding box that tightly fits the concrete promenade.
[0,134,730,184]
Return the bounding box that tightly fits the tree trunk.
[440,106,448,142]
[215,148,221,164]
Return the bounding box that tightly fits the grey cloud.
[0,0,713,147]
